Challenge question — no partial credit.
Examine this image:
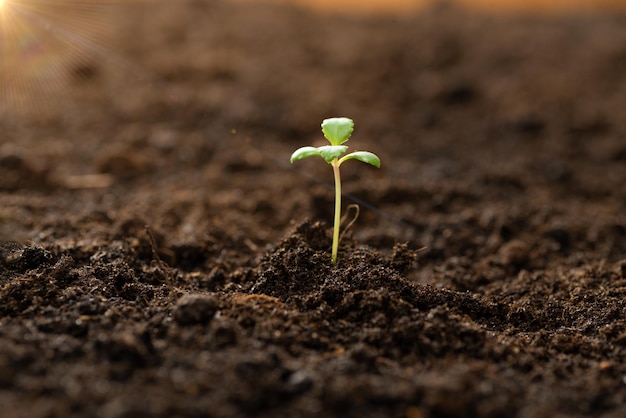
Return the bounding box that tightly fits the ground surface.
[1,1,626,417]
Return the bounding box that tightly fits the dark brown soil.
[2,1,626,417]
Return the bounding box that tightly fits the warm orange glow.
[235,0,427,14]
[237,0,626,14]
[282,0,426,14]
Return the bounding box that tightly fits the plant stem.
[331,159,341,264]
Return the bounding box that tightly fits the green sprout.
[290,117,381,264]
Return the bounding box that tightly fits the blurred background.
[1,0,625,259]
[239,0,626,14]
[2,0,626,116]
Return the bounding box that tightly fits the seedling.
[290,117,380,264]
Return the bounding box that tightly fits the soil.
[2,1,626,417]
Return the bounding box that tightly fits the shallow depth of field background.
[245,0,626,13]
[1,0,625,117]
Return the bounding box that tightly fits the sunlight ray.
[0,0,119,114]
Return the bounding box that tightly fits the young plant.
[290,117,380,264]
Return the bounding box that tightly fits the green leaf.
[290,146,321,163]
[321,117,354,146]
[338,151,381,168]
[318,145,348,163]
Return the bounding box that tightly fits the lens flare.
[0,0,117,114]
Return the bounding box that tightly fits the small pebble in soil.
[173,293,220,325]
[287,370,314,394]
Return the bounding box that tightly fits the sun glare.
[0,0,117,114]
